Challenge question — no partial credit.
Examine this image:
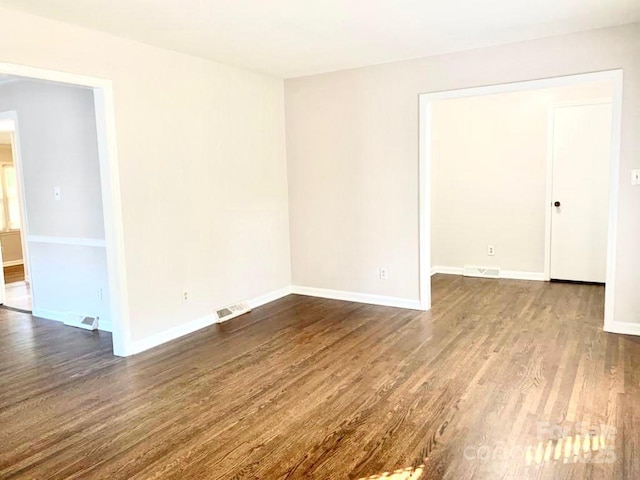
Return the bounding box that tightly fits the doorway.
[0,62,130,357]
[419,70,623,332]
[0,120,30,311]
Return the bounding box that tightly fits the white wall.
[0,80,111,325]
[0,7,290,346]
[0,81,104,238]
[285,23,640,325]
[431,82,612,274]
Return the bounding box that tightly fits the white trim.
[501,270,546,281]
[431,266,464,276]
[98,320,112,333]
[603,71,623,335]
[247,285,293,309]
[32,308,66,322]
[27,235,106,248]
[0,62,131,356]
[129,313,218,355]
[291,285,423,310]
[431,266,545,281]
[3,259,23,267]
[605,321,640,337]
[420,69,624,335]
[32,307,112,332]
[418,95,431,311]
[129,286,294,355]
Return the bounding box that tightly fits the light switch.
[54,186,61,200]
[632,170,640,186]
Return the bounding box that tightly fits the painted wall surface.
[285,23,640,324]
[431,82,612,273]
[0,81,104,238]
[0,7,290,343]
[0,80,110,325]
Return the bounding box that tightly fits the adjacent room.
[430,80,614,288]
[0,128,29,310]
[0,1,639,479]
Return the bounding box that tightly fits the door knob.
[554,201,561,207]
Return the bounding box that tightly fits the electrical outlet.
[54,186,61,200]
[487,245,496,256]
[182,290,189,303]
[97,288,103,302]
[379,268,388,280]
[632,169,640,186]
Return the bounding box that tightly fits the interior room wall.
[430,82,613,274]
[285,22,640,325]
[0,7,290,347]
[0,143,23,266]
[0,80,110,324]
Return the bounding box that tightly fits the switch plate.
[487,245,496,256]
[632,169,640,186]
[54,186,61,200]
[379,268,388,280]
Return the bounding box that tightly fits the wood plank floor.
[1,274,639,479]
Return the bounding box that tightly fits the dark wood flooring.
[1,274,639,479]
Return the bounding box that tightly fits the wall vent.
[215,302,251,323]
[463,266,501,279]
[64,313,98,331]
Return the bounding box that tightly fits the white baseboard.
[3,259,23,267]
[291,285,424,310]
[129,285,294,356]
[430,266,545,281]
[32,307,113,333]
[604,321,640,337]
[501,270,546,281]
[129,312,218,355]
[32,308,66,322]
[247,285,293,309]
[98,320,112,333]
[431,266,463,276]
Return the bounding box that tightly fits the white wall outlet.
[97,288,103,302]
[54,186,61,200]
[379,268,388,280]
[487,245,496,256]
[632,169,640,186]
[182,290,189,303]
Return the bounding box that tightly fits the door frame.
[0,61,131,357]
[0,111,32,302]
[418,69,623,333]
[544,98,614,282]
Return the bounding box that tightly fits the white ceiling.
[1,0,638,78]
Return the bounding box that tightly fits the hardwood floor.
[1,274,638,479]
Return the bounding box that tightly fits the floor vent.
[64,313,98,331]
[463,266,501,279]
[215,302,251,323]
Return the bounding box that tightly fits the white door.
[549,103,612,283]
